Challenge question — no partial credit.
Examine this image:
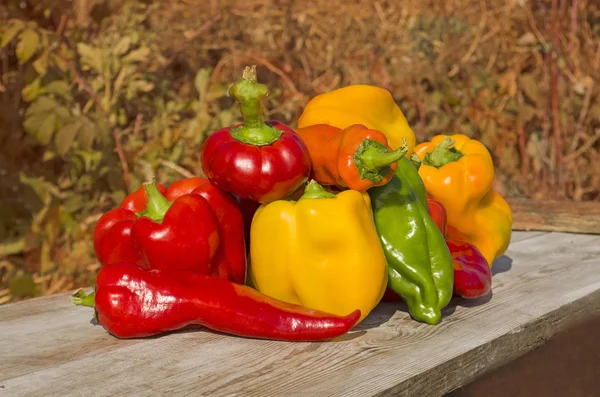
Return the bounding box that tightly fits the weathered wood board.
[507,198,600,234]
[1,231,599,397]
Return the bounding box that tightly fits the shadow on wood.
[492,255,513,276]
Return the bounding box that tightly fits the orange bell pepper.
[413,134,512,267]
[297,85,416,154]
[295,124,408,192]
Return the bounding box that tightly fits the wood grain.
[1,231,599,397]
[508,198,600,234]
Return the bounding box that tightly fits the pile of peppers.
[72,65,512,341]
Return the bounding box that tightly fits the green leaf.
[24,111,49,137]
[519,74,539,104]
[26,96,58,116]
[54,105,71,121]
[122,46,150,63]
[42,80,72,100]
[194,68,212,97]
[113,37,131,56]
[16,29,40,63]
[55,120,81,156]
[21,77,42,102]
[36,112,56,145]
[32,50,49,75]
[1,19,26,48]
[78,117,96,149]
[77,43,103,73]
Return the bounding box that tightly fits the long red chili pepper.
[200,65,312,203]
[72,262,360,341]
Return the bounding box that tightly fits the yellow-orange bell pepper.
[297,85,416,155]
[249,180,388,322]
[413,134,513,267]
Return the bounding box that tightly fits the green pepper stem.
[143,179,172,222]
[353,138,408,183]
[299,180,336,199]
[423,137,464,168]
[72,288,95,308]
[360,144,408,171]
[410,154,422,171]
[228,65,282,146]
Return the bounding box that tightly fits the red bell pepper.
[200,66,312,203]
[94,179,246,284]
[164,177,247,284]
[72,262,361,341]
[427,195,491,299]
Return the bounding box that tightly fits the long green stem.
[361,144,408,171]
[228,65,282,146]
[354,139,408,182]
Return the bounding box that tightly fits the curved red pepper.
[446,225,492,299]
[201,66,312,203]
[73,262,361,341]
[94,179,246,283]
[165,177,247,284]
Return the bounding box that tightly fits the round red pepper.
[165,177,247,284]
[200,66,312,203]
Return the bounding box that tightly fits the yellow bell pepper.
[297,85,416,155]
[249,180,388,322]
[413,134,513,267]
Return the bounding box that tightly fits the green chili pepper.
[368,157,454,325]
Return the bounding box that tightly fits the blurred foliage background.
[0,0,599,304]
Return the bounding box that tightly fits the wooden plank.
[0,231,599,397]
[508,230,545,244]
[507,198,600,234]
